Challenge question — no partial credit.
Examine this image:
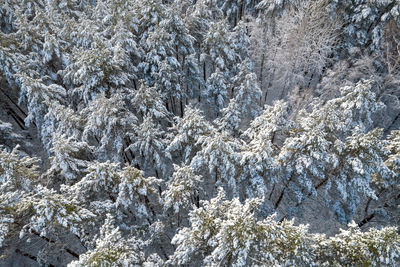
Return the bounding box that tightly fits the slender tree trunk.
[180,99,184,118]
[268,184,276,201]
[358,214,375,228]
[195,193,200,208]
[203,61,207,82]
[7,107,26,130]
[274,187,285,209]
[239,2,244,21]
[133,79,137,90]
[198,83,201,102]
[170,96,176,115]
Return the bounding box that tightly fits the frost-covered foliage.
[49,133,91,182]
[167,107,214,163]
[0,147,41,247]
[240,100,290,197]
[170,189,400,266]
[1,0,400,265]
[250,0,338,102]
[215,98,242,135]
[17,75,67,142]
[0,145,40,192]
[215,59,262,134]
[126,116,169,177]
[65,161,121,202]
[327,0,400,53]
[62,39,134,106]
[163,164,202,214]
[0,149,96,251]
[82,94,137,162]
[68,215,146,267]
[141,2,196,107]
[130,82,170,122]
[278,80,389,221]
[202,19,235,72]
[232,59,262,118]
[386,130,400,179]
[43,102,85,149]
[318,221,400,266]
[0,192,18,248]
[63,161,160,220]
[0,121,20,148]
[256,0,299,17]
[191,130,242,196]
[204,67,230,117]
[116,165,161,218]
[201,19,237,116]
[20,185,96,238]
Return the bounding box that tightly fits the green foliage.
[162,164,202,214]
[169,190,400,266]
[0,145,40,192]
[68,215,146,267]
[19,186,96,238]
[318,221,400,266]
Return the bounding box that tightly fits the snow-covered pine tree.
[132,0,166,43]
[215,98,242,136]
[130,81,171,123]
[204,67,229,118]
[67,214,148,267]
[231,59,262,119]
[0,145,40,193]
[240,100,290,198]
[62,161,161,225]
[0,121,21,150]
[49,133,92,183]
[202,18,235,77]
[82,94,137,162]
[167,106,214,164]
[220,0,250,27]
[169,189,400,266]
[139,1,197,116]
[19,185,96,244]
[126,116,169,180]
[0,145,97,264]
[317,221,400,266]
[190,130,241,197]
[62,38,133,107]
[117,165,161,220]
[43,102,85,150]
[168,189,317,266]
[16,75,67,146]
[0,145,40,248]
[162,164,202,223]
[201,19,235,116]
[277,80,390,222]
[327,0,400,54]
[386,130,400,179]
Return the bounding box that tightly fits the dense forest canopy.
[0,0,400,266]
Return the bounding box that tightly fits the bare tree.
[249,0,339,104]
